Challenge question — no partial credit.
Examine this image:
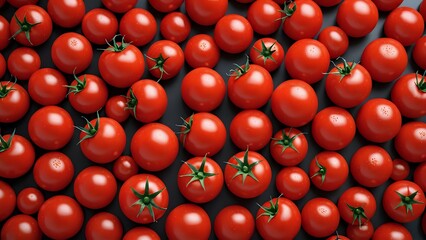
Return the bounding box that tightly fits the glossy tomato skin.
[17,187,44,215]
[249,38,284,72]
[113,156,138,182]
[0,181,16,221]
[282,0,323,40]
[7,47,40,80]
[285,39,330,84]
[184,34,220,68]
[0,81,30,123]
[0,133,34,178]
[160,12,191,43]
[165,204,211,240]
[214,205,254,240]
[391,73,426,118]
[148,0,183,12]
[326,235,350,240]
[391,159,410,181]
[146,40,184,80]
[276,167,310,200]
[318,26,349,59]
[123,227,160,240]
[28,68,67,106]
[394,121,426,163]
[105,95,130,123]
[101,0,136,13]
[384,7,424,46]
[336,0,378,37]
[33,152,74,191]
[0,15,10,50]
[413,36,426,69]
[82,8,118,45]
[271,79,318,127]
[414,162,426,192]
[47,0,85,28]
[85,212,123,240]
[247,0,281,35]
[313,0,341,7]
[1,214,41,240]
[270,128,308,166]
[372,0,402,11]
[120,9,157,47]
[372,223,413,240]
[0,53,5,78]
[338,187,376,226]
[346,221,374,240]
[309,151,348,191]
[7,0,38,7]
[185,0,227,26]
[68,74,108,114]
[214,14,253,54]
[131,123,178,171]
[301,198,340,238]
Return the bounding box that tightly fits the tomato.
[160,12,191,43]
[271,79,318,127]
[119,174,168,224]
[309,151,348,191]
[0,53,5,79]
[391,158,410,181]
[77,114,126,164]
[185,0,227,26]
[28,106,74,150]
[101,0,136,13]
[1,214,41,240]
[0,131,34,179]
[165,203,211,240]
[247,0,281,35]
[372,0,402,11]
[82,8,118,45]
[47,0,85,28]
[356,98,402,143]
[33,152,74,191]
[99,36,144,88]
[414,162,426,192]
[214,14,253,54]
[326,234,350,240]
[0,15,10,50]
[85,212,123,240]
[318,26,349,59]
[270,128,308,166]
[227,60,273,109]
[123,227,160,240]
[338,187,376,226]
[276,167,310,200]
[38,195,84,239]
[7,47,40,80]
[336,0,378,37]
[113,156,138,182]
[361,38,407,83]
[413,36,426,69]
[105,96,130,123]
[51,32,93,74]
[230,110,272,151]
[7,0,38,7]
[131,123,178,171]
[282,0,323,40]
[249,38,284,72]
[285,39,330,84]
[372,223,413,240]
[146,40,184,80]
[420,1,426,22]
[0,181,15,221]
[126,80,168,123]
[148,0,183,12]
[214,205,254,240]
[28,68,67,106]
[0,81,30,123]
[394,121,426,163]
[178,112,226,156]
[301,198,340,238]
[120,9,157,47]
[236,0,255,2]
[9,5,52,46]
[184,34,220,68]
[313,0,341,7]
[384,7,424,46]
[224,149,271,199]
[346,221,374,240]
[17,187,44,215]
[391,72,426,118]
[256,196,300,240]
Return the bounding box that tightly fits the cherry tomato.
[270,128,308,166]
[249,38,284,72]
[17,187,44,215]
[85,212,123,240]
[338,187,376,226]
[0,181,16,221]
[384,7,424,46]
[372,0,402,11]
[120,9,157,47]
[101,0,136,13]
[282,0,323,40]
[346,221,374,240]
[0,53,5,78]
[372,223,413,240]
[160,12,191,43]
[0,131,34,179]
[184,34,220,68]
[47,0,85,28]
[336,0,378,37]
[33,152,74,191]
[7,47,40,80]
[1,214,41,240]
[413,36,426,69]
[326,234,350,240]
[123,227,160,240]
[301,198,340,238]
[391,159,410,181]
[0,81,30,123]
[309,151,348,191]
[0,15,10,50]
[420,1,426,22]
[28,68,67,106]
[185,0,228,26]
[146,40,184,80]
[214,14,253,54]
[414,162,426,192]
[148,0,183,12]
[7,0,38,7]
[105,95,130,123]
[276,167,310,200]
[214,205,254,240]
[394,121,426,163]
[391,72,426,118]
[113,156,138,182]
[82,8,118,45]
[247,0,281,35]
[318,26,349,59]
[313,0,341,7]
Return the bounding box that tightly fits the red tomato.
[82,8,118,45]
[338,187,376,226]
[391,72,426,118]
[0,181,16,221]
[148,0,183,12]
[1,214,41,240]
[346,221,374,240]
[361,38,407,82]
[313,0,341,7]
[372,0,402,11]
[33,152,74,191]
[214,205,254,240]
[123,227,160,240]
[0,53,5,78]
[28,68,67,106]
[7,0,38,7]
[113,156,138,182]
[230,110,272,151]
[119,174,169,224]
[214,14,253,54]
[0,81,30,123]
[285,39,330,84]
[224,149,271,199]
[7,47,40,80]
[247,0,281,35]
[350,145,393,187]
[165,204,211,240]
[414,162,426,192]
[105,95,130,123]
[101,0,136,13]
[177,155,224,203]
[131,123,178,171]
[309,151,348,191]
[51,32,93,74]
[85,212,123,240]
[184,34,220,68]
[420,1,426,21]
[9,5,52,46]
[326,234,350,240]
[0,15,10,50]
[271,79,318,127]
[256,196,301,240]
[120,9,157,47]
[356,98,402,143]
[276,167,310,200]
[0,131,34,178]
[318,26,349,59]
[185,0,228,26]
[270,128,308,166]
[372,223,413,240]
[249,38,284,72]
[236,0,255,2]
[146,40,184,80]
[17,187,44,215]
[282,0,323,40]
[384,7,424,46]
[336,0,378,37]
[47,0,85,28]
[394,121,426,163]
[413,36,426,69]
[160,12,191,43]
[301,198,340,238]
[391,159,410,181]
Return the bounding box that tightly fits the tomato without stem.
[123,227,160,240]
[336,0,378,37]
[85,212,123,240]
[1,214,41,240]
[7,47,40,80]
[101,0,136,13]
[113,156,138,182]
[309,151,348,191]
[148,0,183,12]
[346,221,374,240]
[105,95,130,123]
[391,72,426,118]
[384,7,424,46]
[160,12,191,43]
[0,53,5,78]
[0,15,10,50]
[372,223,413,240]
[338,187,376,226]
[0,131,34,179]
[185,0,228,26]
[17,187,44,215]
[276,167,310,200]
[184,34,220,68]
[28,68,67,106]
[372,0,402,11]
[420,1,426,22]
[0,181,16,221]
[282,0,323,40]
[33,152,74,191]
[146,40,184,81]
[313,0,341,7]
[391,159,410,181]
[301,198,340,238]
[0,81,30,123]
[270,128,308,166]
[214,14,253,54]
[166,204,211,240]
[414,162,426,192]
[214,205,254,240]
[120,9,157,47]
[247,0,281,35]
[413,36,426,69]
[318,26,349,59]
[394,121,426,163]
[82,8,118,45]
[7,0,38,7]
[47,0,85,28]
[249,38,284,72]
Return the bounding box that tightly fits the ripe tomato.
[276,167,310,200]
[178,155,223,203]
[271,79,318,127]
[0,15,10,50]
[301,198,340,238]
[285,39,330,84]
[85,212,123,240]
[47,0,85,28]
[338,187,376,226]
[0,81,30,123]
[178,112,226,156]
[146,40,184,80]
[160,12,191,43]
[7,0,38,7]
[120,9,156,47]
[309,151,348,191]
[17,187,44,215]
[346,221,374,240]
[270,128,308,166]
[131,123,178,171]
[7,47,40,80]
[51,32,93,74]
[33,152,74,191]
[166,204,211,240]
[394,121,426,163]
[74,166,117,209]
[224,149,271,199]
[413,36,426,69]
[256,196,301,240]
[1,214,41,240]
[391,158,410,181]
[0,131,34,178]
[414,162,426,192]
[391,72,426,118]
[0,181,15,221]
[350,145,393,187]
[361,38,407,82]
[282,0,323,40]
[385,7,424,46]
[230,110,272,151]
[318,26,349,59]
[148,0,183,12]
[249,38,284,72]
[247,0,281,35]
[123,227,160,240]
[101,0,136,13]
[113,156,138,182]
[9,5,52,46]
[214,14,253,54]
[420,1,426,22]
[372,223,413,240]
[214,205,254,240]
[82,8,118,45]
[0,53,5,78]
[119,174,168,224]
[336,0,378,37]
[326,234,350,240]
[28,68,67,106]
[184,34,220,68]
[372,0,402,11]
[313,0,341,7]
[356,98,402,143]
[105,95,130,123]
[185,0,227,26]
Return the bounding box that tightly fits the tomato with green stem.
[1,214,41,240]
[276,167,310,201]
[214,205,254,240]
[17,187,44,215]
[372,223,412,240]
[270,128,308,167]
[338,187,376,226]
[384,6,424,46]
[394,121,426,163]
[318,26,349,59]
[33,152,74,192]
[185,0,227,26]
[391,72,426,118]
[85,212,123,240]
[119,9,157,47]
[0,181,16,221]
[82,8,118,45]
[146,40,184,81]
[7,47,41,80]
[184,34,220,68]
[309,151,348,191]
[160,12,191,43]
[214,14,253,54]
[249,38,284,72]
[123,227,160,240]
[0,15,10,51]
[105,95,130,123]
[302,198,340,238]
[346,221,374,240]
[28,68,67,106]
[47,0,85,28]
[247,0,281,35]
[0,80,30,123]
[336,0,378,37]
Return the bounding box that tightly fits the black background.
[1,0,425,239]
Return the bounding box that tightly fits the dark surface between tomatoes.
[1,0,425,239]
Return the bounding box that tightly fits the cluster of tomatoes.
[0,0,426,239]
